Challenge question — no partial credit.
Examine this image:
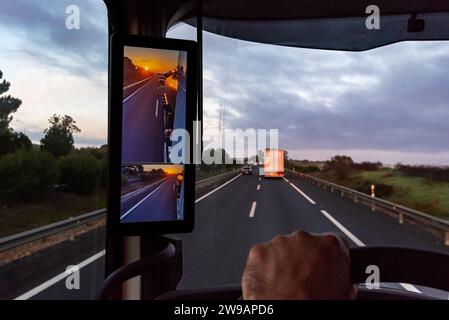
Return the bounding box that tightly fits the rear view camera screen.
[120,46,187,223]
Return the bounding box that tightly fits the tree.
[40,114,81,158]
[284,150,293,169]
[0,70,22,132]
[0,129,32,156]
[323,155,354,179]
[0,70,31,157]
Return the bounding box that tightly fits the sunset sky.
[124,46,179,73]
[143,165,183,175]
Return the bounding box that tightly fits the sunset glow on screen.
[124,46,179,73]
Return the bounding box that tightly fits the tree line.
[0,70,107,203]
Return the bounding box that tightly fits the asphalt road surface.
[120,176,178,223]
[177,172,449,298]
[121,75,165,163]
[15,171,449,300]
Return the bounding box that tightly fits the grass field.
[359,169,449,218]
[315,168,449,220]
[0,189,107,238]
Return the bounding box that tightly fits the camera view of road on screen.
[122,46,187,163]
[120,164,184,223]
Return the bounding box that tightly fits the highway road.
[120,175,179,223]
[11,171,449,299]
[121,75,165,163]
[178,172,449,298]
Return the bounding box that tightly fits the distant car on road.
[242,165,253,175]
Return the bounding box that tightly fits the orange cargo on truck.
[263,149,284,178]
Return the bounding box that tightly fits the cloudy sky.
[1,0,449,165]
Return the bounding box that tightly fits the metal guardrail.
[0,209,106,253]
[286,169,449,245]
[0,170,242,252]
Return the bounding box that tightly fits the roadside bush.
[0,149,58,201]
[352,161,382,171]
[323,155,354,179]
[98,157,108,188]
[58,153,99,195]
[395,164,449,182]
[296,165,320,174]
[78,145,108,160]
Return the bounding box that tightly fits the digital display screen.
[120,46,187,223]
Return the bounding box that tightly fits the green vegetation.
[196,166,238,181]
[0,70,31,157]
[197,148,242,181]
[0,150,58,201]
[58,153,100,195]
[40,114,81,158]
[358,169,449,218]
[0,69,108,237]
[303,155,449,220]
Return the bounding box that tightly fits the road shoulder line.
[120,179,169,220]
[320,209,366,247]
[287,182,316,205]
[123,76,155,103]
[195,174,242,204]
[15,250,105,300]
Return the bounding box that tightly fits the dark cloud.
[0,0,108,81]
[3,8,448,159]
[195,27,449,156]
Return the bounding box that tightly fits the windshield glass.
[1,2,449,300]
[168,22,449,298]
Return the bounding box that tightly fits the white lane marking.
[282,177,290,183]
[121,179,167,200]
[120,179,169,220]
[257,184,260,191]
[320,209,422,294]
[155,99,159,118]
[288,182,316,205]
[258,177,261,181]
[320,210,366,247]
[399,283,422,294]
[123,76,155,103]
[15,250,105,300]
[195,174,242,203]
[249,201,257,218]
[123,75,154,90]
